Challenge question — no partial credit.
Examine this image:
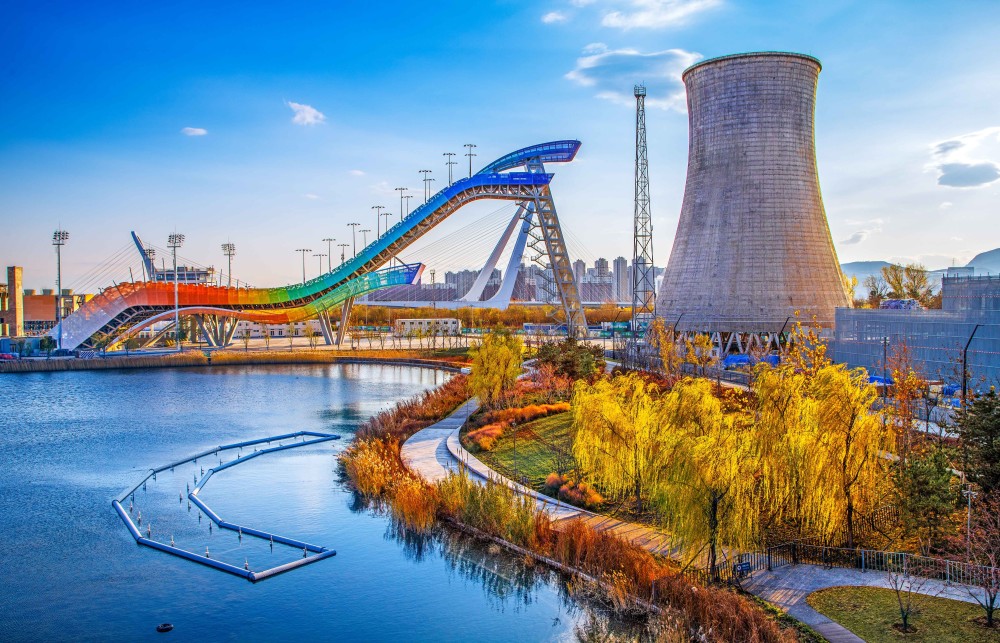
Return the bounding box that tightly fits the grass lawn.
[472,411,577,492]
[807,586,1000,642]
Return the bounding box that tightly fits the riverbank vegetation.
[340,362,799,642]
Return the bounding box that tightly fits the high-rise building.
[613,256,628,302]
[594,258,609,278]
[572,259,586,288]
[656,52,849,334]
[0,266,24,337]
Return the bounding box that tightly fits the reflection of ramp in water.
[112,431,339,582]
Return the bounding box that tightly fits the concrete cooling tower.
[656,52,850,335]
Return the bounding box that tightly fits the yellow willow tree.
[650,317,682,376]
[653,378,757,576]
[750,365,817,543]
[572,373,669,512]
[684,333,716,377]
[807,364,895,548]
[469,328,523,409]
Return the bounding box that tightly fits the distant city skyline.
[3,1,1000,291]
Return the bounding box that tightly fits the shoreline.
[0,350,469,374]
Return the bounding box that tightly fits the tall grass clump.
[436,469,552,550]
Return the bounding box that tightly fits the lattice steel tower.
[631,85,656,337]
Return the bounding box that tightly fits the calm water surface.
[0,364,603,642]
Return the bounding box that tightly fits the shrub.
[558,480,604,509]
[356,374,468,442]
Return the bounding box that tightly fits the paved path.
[401,400,682,547]
[400,399,981,642]
[743,561,980,642]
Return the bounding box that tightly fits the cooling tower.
[656,52,850,333]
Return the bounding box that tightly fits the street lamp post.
[372,205,385,237]
[360,229,370,248]
[962,324,983,405]
[443,152,457,184]
[963,485,979,559]
[313,253,326,277]
[381,212,393,236]
[322,238,335,272]
[338,243,349,265]
[395,187,407,223]
[296,248,311,282]
[52,230,69,351]
[464,143,477,178]
[403,194,413,217]
[419,170,432,203]
[221,243,235,287]
[168,233,185,351]
[347,223,360,258]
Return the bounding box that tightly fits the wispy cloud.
[304,193,320,200]
[349,169,366,176]
[286,101,326,126]
[840,218,883,246]
[180,127,207,136]
[601,0,722,29]
[542,11,568,23]
[929,126,1000,188]
[565,44,700,110]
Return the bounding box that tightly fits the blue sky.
[3,0,1000,290]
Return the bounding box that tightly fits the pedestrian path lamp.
[168,233,185,351]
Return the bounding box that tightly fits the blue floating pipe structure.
[112,430,340,583]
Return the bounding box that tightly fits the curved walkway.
[743,563,979,643]
[400,398,982,643]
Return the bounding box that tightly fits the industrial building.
[832,275,1000,390]
[0,266,89,338]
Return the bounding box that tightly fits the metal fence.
[700,541,998,591]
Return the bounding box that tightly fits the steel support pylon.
[630,85,656,365]
[526,158,587,336]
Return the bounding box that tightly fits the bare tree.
[886,557,938,634]
[968,493,1000,628]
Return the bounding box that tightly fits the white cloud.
[939,201,953,210]
[571,0,596,6]
[565,45,701,111]
[601,0,722,30]
[349,169,366,176]
[929,126,1000,188]
[286,101,326,126]
[304,193,320,200]
[180,127,207,136]
[369,180,393,195]
[542,11,568,23]
[839,218,883,246]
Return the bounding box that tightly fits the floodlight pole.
[296,248,311,282]
[314,253,326,277]
[221,243,236,287]
[52,230,69,351]
[372,205,385,237]
[464,144,477,178]
[347,223,360,258]
[338,243,349,265]
[168,233,185,351]
[395,187,407,223]
[443,152,457,184]
[419,170,432,203]
[322,238,335,272]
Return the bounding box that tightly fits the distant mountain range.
[841,247,1000,298]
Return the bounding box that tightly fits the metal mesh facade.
[657,52,850,333]
[832,277,1000,389]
